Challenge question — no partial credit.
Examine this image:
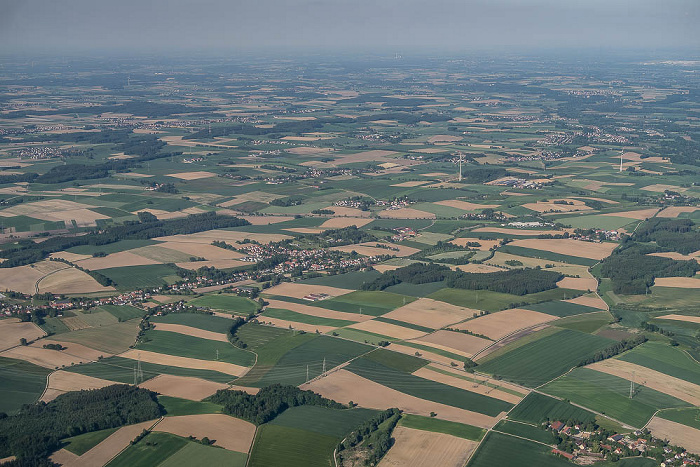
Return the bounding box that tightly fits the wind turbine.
[619,151,624,173]
[457,152,466,182]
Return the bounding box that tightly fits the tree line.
[577,335,647,367]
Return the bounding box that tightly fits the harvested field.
[413,367,522,404]
[451,309,556,341]
[564,294,608,310]
[601,208,660,220]
[264,282,353,299]
[649,251,700,261]
[413,331,491,358]
[153,323,228,342]
[54,420,157,467]
[265,299,371,322]
[41,370,114,402]
[37,267,115,294]
[523,199,591,213]
[155,229,290,245]
[509,238,617,260]
[657,206,700,218]
[0,319,44,351]
[331,242,420,258]
[286,147,335,155]
[285,228,325,234]
[435,200,500,211]
[238,215,295,225]
[120,349,247,377]
[386,343,462,367]
[453,264,506,273]
[378,426,478,467]
[302,369,498,428]
[155,414,256,453]
[150,241,245,260]
[49,251,92,262]
[139,374,228,401]
[348,320,428,340]
[319,217,373,229]
[646,417,700,454]
[556,276,598,291]
[0,261,69,294]
[654,277,700,288]
[378,207,436,219]
[0,199,109,226]
[76,251,159,270]
[321,206,370,217]
[1,345,90,369]
[640,184,687,193]
[381,298,476,329]
[40,340,109,361]
[655,314,700,324]
[391,181,430,187]
[256,316,337,334]
[61,316,91,331]
[428,135,462,143]
[450,238,500,250]
[588,360,700,406]
[166,171,217,180]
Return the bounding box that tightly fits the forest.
[632,218,700,255]
[447,268,563,295]
[0,385,163,461]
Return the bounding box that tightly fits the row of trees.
[207,384,345,425]
[577,335,648,366]
[337,408,401,466]
[361,263,451,291]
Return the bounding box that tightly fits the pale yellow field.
[302,369,499,428]
[0,319,45,351]
[76,251,159,270]
[319,217,373,229]
[348,320,427,340]
[413,366,522,404]
[523,199,592,213]
[284,228,325,234]
[37,267,115,294]
[601,208,660,220]
[133,207,206,220]
[378,207,436,219]
[472,226,573,236]
[413,330,491,358]
[428,135,462,143]
[152,241,244,260]
[321,206,371,217]
[155,229,290,245]
[120,349,246,377]
[139,374,228,401]
[640,183,687,193]
[587,360,700,406]
[451,309,556,341]
[655,314,700,324]
[654,277,700,288]
[153,323,228,342]
[41,370,114,402]
[435,200,500,211]
[238,215,295,224]
[509,238,617,260]
[41,339,110,360]
[453,264,506,273]
[1,345,91,369]
[60,315,91,331]
[331,242,420,257]
[649,251,700,261]
[390,180,430,188]
[49,251,92,262]
[378,426,478,467]
[264,282,353,299]
[565,294,608,310]
[166,171,217,180]
[646,417,700,455]
[0,199,109,226]
[386,343,462,367]
[256,316,338,334]
[0,260,69,294]
[155,414,256,453]
[286,146,335,155]
[657,206,700,218]
[381,298,477,329]
[266,299,370,322]
[556,276,598,291]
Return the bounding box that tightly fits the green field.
[97,305,145,321]
[262,307,355,328]
[233,332,316,386]
[234,322,291,350]
[100,264,180,290]
[40,316,71,335]
[151,312,235,334]
[70,309,119,327]
[374,316,434,333]
[319,290,416,315]
[40,319,141,354]
[428,287,580,313]
[507,392,596,425]
[159,440,247,467]
[467,432,571,467]
[63,427,119,455]
[106,432,189,467]
[524,300,602,318]
[188,294,260,315]
[66,356,235,384]
[493,420,557,444]
[0,357,51,414]
[269,405,378,437]
[658,407,700,430]
[398,414,485,440]
[346,358,513,416]
[498,245,599,266]
[361,348,427,373]
[136,330,255,366]
[256,335,371,387]
[67,239,159,256]
[158,396,223,416]
[553,311,612,333]
[617,341,700,385]
[477,329,613,387]
[541,368,690,427]
[248,424,339,467]
[555,214,638,230]
[300,270,383,289]
[331,327,397,345]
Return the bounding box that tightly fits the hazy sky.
[1,0,698,54]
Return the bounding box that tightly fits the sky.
[1,0,698,55]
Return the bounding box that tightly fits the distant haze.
[0,0,698,54]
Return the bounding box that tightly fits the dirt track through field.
[378,426,478,467]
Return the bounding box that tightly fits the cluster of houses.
[390,227,417,242]
[486,177,553,190]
